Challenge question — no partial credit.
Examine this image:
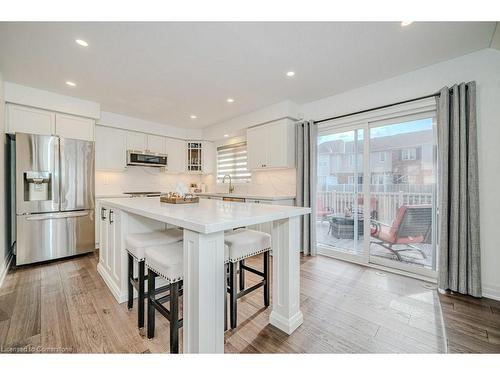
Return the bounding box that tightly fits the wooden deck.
[316,221,434,268]
[0,251,498,353]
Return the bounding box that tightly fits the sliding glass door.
[316,125,366,262]
[316,105,438,278]
[368,114,437,275]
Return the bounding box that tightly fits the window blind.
[217,142,251,183]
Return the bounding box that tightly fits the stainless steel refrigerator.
[9,133,95,265]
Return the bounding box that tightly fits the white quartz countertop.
[100,197,310,234]
[96,194,132,199]
[195,192,296,201]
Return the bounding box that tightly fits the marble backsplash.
[201,168,296,197]
[95,167,200,196]
[96,167,297,198]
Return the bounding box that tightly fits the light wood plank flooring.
[0,251,498,353]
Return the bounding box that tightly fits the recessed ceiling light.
[286,71,295,77]
[190,115,197,119]
[401,21,413,27]
[226,98,235,103]
[65,81,76,87]
[224,134,229,138]
[75,39,89,47]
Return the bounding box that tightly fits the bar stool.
[126,229,183,329]
[224,228,271,329]
[145,242,184,353]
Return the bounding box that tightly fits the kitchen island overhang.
[97,197,311,353]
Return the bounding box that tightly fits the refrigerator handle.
[109,209,114,224]
[26,211,91,221]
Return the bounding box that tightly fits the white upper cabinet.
[247,119,296,170]
[165,138,185,173]
[126,132,166,154]
[247,125,268,170]
[202,141,215,174]
[126,131,147,151]
[146,134,165,154]
[55,113,95,141]
[6,103,95,141]
[95,126,126,171]
[6,104,55,136]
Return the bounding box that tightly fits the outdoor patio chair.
[317,200,333,223]
[370,204,432,261]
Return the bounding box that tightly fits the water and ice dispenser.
[24,171,52,201]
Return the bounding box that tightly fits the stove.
[123,191,162,198]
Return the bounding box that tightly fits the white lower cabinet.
[98,205,122,292]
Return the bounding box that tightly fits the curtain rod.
[313,92,441,125]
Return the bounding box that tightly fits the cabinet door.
[165,138,185,173]
[126,131,147,152]
[247,126,268,170]
[202,141,215,174]
[108,208,121,285]
[55,113,95,141]
[99,206,109,270]
[6,104,55,135]
[95,126,126,171]
[146,134,165,154]
[266,121,286,168]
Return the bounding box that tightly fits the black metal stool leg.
[224,263,228,331]
[170,281,180,354]
[239,259,245,291]
[138,260,145,328]
[229,262,238,329]
[147,269,156,339]
[127,254,134,310]
[263,251,270,307]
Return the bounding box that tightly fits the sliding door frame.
[316,97,438,280]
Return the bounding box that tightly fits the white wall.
[0,72,10,287]
[301,48,500,300]
[202,100,300,141]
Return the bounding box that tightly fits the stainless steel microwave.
[126,150,168,167]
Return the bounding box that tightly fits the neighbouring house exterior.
[317,130,434,193]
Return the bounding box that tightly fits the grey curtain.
[437,81,482,297]
[296,120,317,256]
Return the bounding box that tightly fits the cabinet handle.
[101,207,107,220]
[109,209,114,224]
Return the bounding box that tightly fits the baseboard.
[482,283,500,301]
[0,251,14,290]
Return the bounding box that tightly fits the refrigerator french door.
[14,133,95,265]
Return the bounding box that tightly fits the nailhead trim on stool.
[224,229,271,330]
[126,228,182,330]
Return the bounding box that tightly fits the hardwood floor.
[0,251,498,353]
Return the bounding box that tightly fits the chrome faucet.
[222,174,234,194]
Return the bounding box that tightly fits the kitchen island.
[97,197,311,353]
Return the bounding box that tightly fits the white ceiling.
[0,22,496,129]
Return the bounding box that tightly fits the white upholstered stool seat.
[126,229,182,261]
[224,228,271,263]
[145,242,184,283]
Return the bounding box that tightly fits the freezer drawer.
[16,210,95,265]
